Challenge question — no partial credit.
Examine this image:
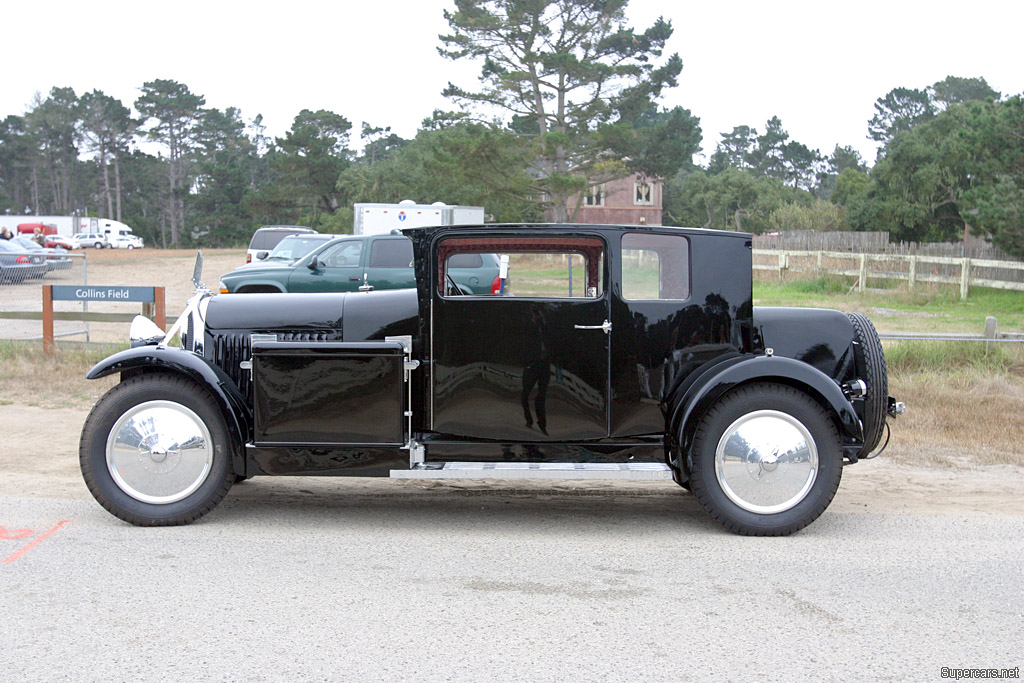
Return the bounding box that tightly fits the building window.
[634,181,654,206]
[584,185,605,207]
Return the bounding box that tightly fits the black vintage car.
[79,224,902,535]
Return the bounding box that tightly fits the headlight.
[218,280,229,294]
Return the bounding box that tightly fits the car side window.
[439,236,604,299]
[621,233,689,301]
[369,239,414,268]
[318,241,363,268]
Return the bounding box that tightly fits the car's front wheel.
[80,374,235,526]
[688,383,842,536]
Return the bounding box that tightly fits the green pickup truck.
[219,233,502,294]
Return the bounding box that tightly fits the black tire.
[80,374,235,526]
[94,242,102,249]
[847,312,888,455]
[688,383,843,536]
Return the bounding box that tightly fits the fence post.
[816,251,823,276]
[908,255,916,290]
[155,287,166,330]
[984,316,998,352]
[859,254,867,292]
[778,252,786,280]
[42,285,54,356]
[960,258,971,299]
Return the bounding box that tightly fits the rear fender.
[86,346,251,475]
[669,355,863,477]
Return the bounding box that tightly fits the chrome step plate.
[390,461,672,480]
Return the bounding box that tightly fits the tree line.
[666,74,1022,257]
[0,1,1020,257]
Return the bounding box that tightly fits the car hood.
[224,260,297,276]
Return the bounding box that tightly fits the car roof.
[401,223,754,240]
[279,233,334,241]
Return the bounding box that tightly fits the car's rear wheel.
[688,383,842,536]
[80,374,235,526]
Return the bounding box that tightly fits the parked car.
[0,240,48,282]
[44,235,77,250]
[79,223,903,535]
[220,233,502,295]
[110,235,144,249]
[246,225,316,263]
[9,236,73,272]
[73,232,110,249]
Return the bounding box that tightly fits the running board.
[390,462,673,480]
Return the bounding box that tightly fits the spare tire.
[847,312,887,455]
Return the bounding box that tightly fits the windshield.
[267,236,328,260]
[12,237,41,250]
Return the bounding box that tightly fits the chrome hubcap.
[715,410,818,514]
[106,400,213,504]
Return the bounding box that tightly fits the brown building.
[545,173,663,225]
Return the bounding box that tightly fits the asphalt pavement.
[1,478,1022,682]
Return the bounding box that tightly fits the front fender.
[86,346,252,474]
[226,279,286,293]
[670,354,863,468]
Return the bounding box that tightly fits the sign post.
[42,285,166,355]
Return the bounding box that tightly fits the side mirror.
[256,251,269,260]
[307,256,319,270]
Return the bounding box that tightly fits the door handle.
[574,320,612,335]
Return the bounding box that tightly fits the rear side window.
[448,253,483,268]
[621,233,689,300]
[368,239,414,268]
[250,228,310,251]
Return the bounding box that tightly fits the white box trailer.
[353,201,485,236]
[0,215,135,238]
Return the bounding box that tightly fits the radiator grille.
[210,332,251,402]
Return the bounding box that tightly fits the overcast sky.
[3,0,1022,166]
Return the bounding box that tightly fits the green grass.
[754,275,1024,334]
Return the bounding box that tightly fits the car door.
[362,237,416,290]
[287,239,365,293]
[430,233,610,441]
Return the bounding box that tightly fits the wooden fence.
[752,250,1024,299]
[752,231,1014,261]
